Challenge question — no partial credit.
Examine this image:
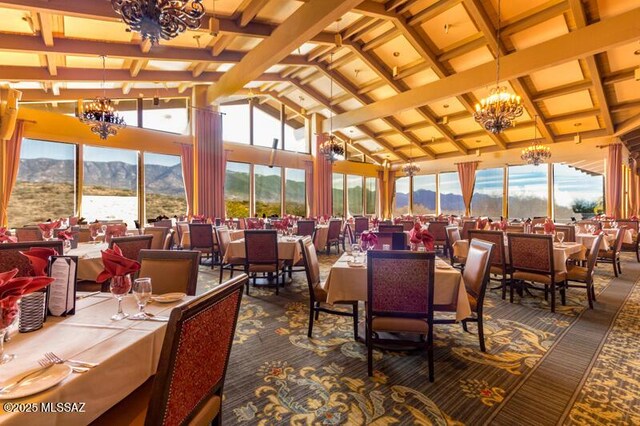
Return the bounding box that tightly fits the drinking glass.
[557,231,565,246]
[110,275,132,321]
[0,301,19,364]
[132,278,152,320]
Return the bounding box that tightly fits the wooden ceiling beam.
[19,87,186,101]
[211,35,234,57]
[342,17,377,40]
[531,80,593,102]
[437,33,486,62]
[407,0,461,27]
[307,45,334,62]
[239,0,270,27]
[603,68,635,85]
[545,107,600,124]
[130,59,147,77]
[362,28,400,52]
[326,52,357,70]
[501,0,569,37]
[611,100,640,114]
[37,12,53,47]
[191,62,208,78]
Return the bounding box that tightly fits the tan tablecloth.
[180,229,244,249]
[223,236,306,265]
[68,243,109,281]
[603,228,634,244]
[453,240,583,273]
[0,292,190,425]
[313,225,329,251]
[323,254,471,321]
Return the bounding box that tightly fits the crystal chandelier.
[79,56,126,140]
[521,116,551,166]
[319,135,345,163]
[473,0,523,134]
[402,144,420,176]
[111,0,206,45]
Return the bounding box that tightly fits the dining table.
[0,292,190,425]
[222,235,308,265]
[323,253,471,321]
[67,243,108,282]
[180,228,244,249]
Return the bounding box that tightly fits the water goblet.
[557,231,565,246]
[131,278,152,320]
[110,275,132,321]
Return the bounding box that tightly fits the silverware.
[39,357,88,374]
[128,316,169,322]
[44,352,98,369]
[0,364,54,393]
[76,291,100,300]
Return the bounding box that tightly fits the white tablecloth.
[68,243,108,282]
[323,254,471,321]
[223,236,306,265]
[575,233,613,251]
[603,228,634,244]
[0,292,190,425]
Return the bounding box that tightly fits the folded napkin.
[97,243,141,283]
[57,228,74,241]
[543,219,556,233]
[409,223,434,250]
[38,220,61,233]
[360,231,378,246]
[20,247,58,276]
[0,268,54,327]
[0,227,16,243]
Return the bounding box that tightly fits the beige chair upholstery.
[136,250,200,295]
[143,226,170,250]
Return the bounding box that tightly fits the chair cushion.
[226,257,245,266]
[372,317,429,334]
[566,265,590,282]
[188,395,221,426]
[512,270,567,285]
[248,262,284,273]
[598,250,614,259]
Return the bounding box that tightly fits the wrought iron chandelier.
[521,116,551,166]
[402,144,420,176]
[473,0,523,134]
[79,56,126,140]
[111,0,206,45]
[319,35,345,164]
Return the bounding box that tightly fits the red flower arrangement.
[543,218,556,234]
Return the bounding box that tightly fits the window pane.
[473,168,504,218]
[8,139,76,227]
[439,172,465,215]
[285,168,306,216]
[284,108,308,153]
[144,153,186,220]
[412,175,436,214]
[508,164,548,219]
[142,98,188,134]
[554,164,604,222]
[220,103,250,144]
[332,173,344,217]
[365,177,377,215]
[253,107,280,148]
[83,146,138,228]
[347,175,363,216]
[255,165,281,216]
[394,176,410,216]
[225,162,250,218]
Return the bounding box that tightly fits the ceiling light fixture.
[79,55,126,140]
[402,143,420,177]
[111,0,206,46]
[474,0,523,134]
[521,115,551,166]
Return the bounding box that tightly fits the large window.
[142,98,189,134]
[412,175,436,214]
[365,177,377,215]
[285,168,306,216]
[473,168,504,218]
[439,172,465,215]
[254,165,281,216]
[7,139,76,227]
[225,162,250,218]
[332,173,344,217]
[394,176,410,216]
[554,164,604,222]
[220,103,250,144]
[508,165,548,219]
[347,175,364,216]
[144,153,186,220]
[253,107,280,149]
[284,120,307,153]
[83,146,138,228]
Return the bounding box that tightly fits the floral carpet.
[194,253,634,425]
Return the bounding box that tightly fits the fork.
[39,357,89,374]
[44,352,98,369]
[0,362,54,393]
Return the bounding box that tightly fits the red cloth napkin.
[57,229,74,241]
[409,223,434,250]
[20,247,58,276]
[360,231,378,246]
[543,219,556,233]
[38,220,61,233]
[0,227,17,243]
[97,244,141,283]
[0,268,54,327]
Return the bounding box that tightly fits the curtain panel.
[456,161,479,216]
[605,144,622,218]
[180,143,194,216]
[195,110,226,219]
[1,120,24,227]
[313,134,333,217]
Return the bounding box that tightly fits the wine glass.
[352,243,361,262]
[557,231,565,246]
[90,227,98,244]
[110,275,132,321]
[131,278,152,320]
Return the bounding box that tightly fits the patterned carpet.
[193,253,638,425]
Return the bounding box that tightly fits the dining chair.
[296,220,316,238]
[143,226,170,250]
[553,225,576,243]
[507,233,567,313]
[77,227,92,243]
[216,227,246,284]
[366,250,436,381]
[0,241,63,276]
[105,224,127,243]
[162,229,175,250]
[505,225,525,233]
[188,223,218,269]
[401,220,415,232]
[460,240,494,352]
[617,220,640,261]
[136,249,200,296]
[109,235,153,262]
[154,219,174,229]
[14,227,43,242]
[597,227,625,277]
[175,222,189,249]
[378,224,403,234]
[566,233,604,309]
[354,216,369,238]
[469,230,510,299]
[445,226,465,270]
[325,219,343,254]
[344,223,355,247]
[244,230,285,295]
[426,221,449,254]
[95,274,247,426]
[372,232,405,250]
[460,220,477,240]
[298,238,358,340]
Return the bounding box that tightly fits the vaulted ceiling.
[0,0,639,165]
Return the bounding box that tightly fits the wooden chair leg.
[551,283,556,313]
[461,320,468,332]
[478,316,486,353]
[367,329,373,377]
[314,303,320,320]
[587,282,593,309]
[219,264,224,284]
[591,284,597,302]
[307,305,314,338]
[510,280,515,303]
[560,281,566,306]
[427,334,434,383]
[352,302,359,341]
[501,276,507,300]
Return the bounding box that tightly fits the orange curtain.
[629,159,638,217]
[606,144,622,218]
[376,170,384,218]
[195,110,225,219]
[304,160,314,217]
[457,161,479,216]
[1,120,24,227]
[387,171,396,218]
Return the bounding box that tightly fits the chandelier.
[111,0,206,45]
[319,135,345,163]
[79,56,126,140]
[521,116,551,166]
[473,0,523,134]
[402,143,420,176]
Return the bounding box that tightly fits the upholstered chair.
[110,235,153,262]
[296,220,316,238]
[597,227,626,277]
[445,226,465,270]
[0,241,63,276]
[216,227,246,284]
[460,220,477,240]
[188,223,218,269]
[243,230,285,295]
[372,232,405,250]
[566,233,604,309]
[136,249,200,296]
[143,226,170,250]
[354,217,369,238]
[468,230,510,299]
[325,219,343,254]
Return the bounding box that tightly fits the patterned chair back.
[299,237,321,295]
[354,217,369,235]
[137,249,200,296]
[175,222,189,247]
[110,235,153,261]
[188,224,215,250]
[154,219,174,229]
[531,217,547,226]
[244,230,278,265]
[612,227,626,253]
[462,240,494,307]
[296,220,316,237]
[507,233,554,275]
[327,219,342,241]
[586,233,604,281]
[505,225,524,233]
[144,226,170,250]
[0,241,63,276]
[145,274,246,426]
[15,228,43,243]
[105,224,127,243]
[367,251,435,317]
[427,221,449,242]
[400,220,415,232]
[468,230,506,269]
[460,221,477,240]
[553,225,576,243]
[371,232,405,250]
[378,224,403,233]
